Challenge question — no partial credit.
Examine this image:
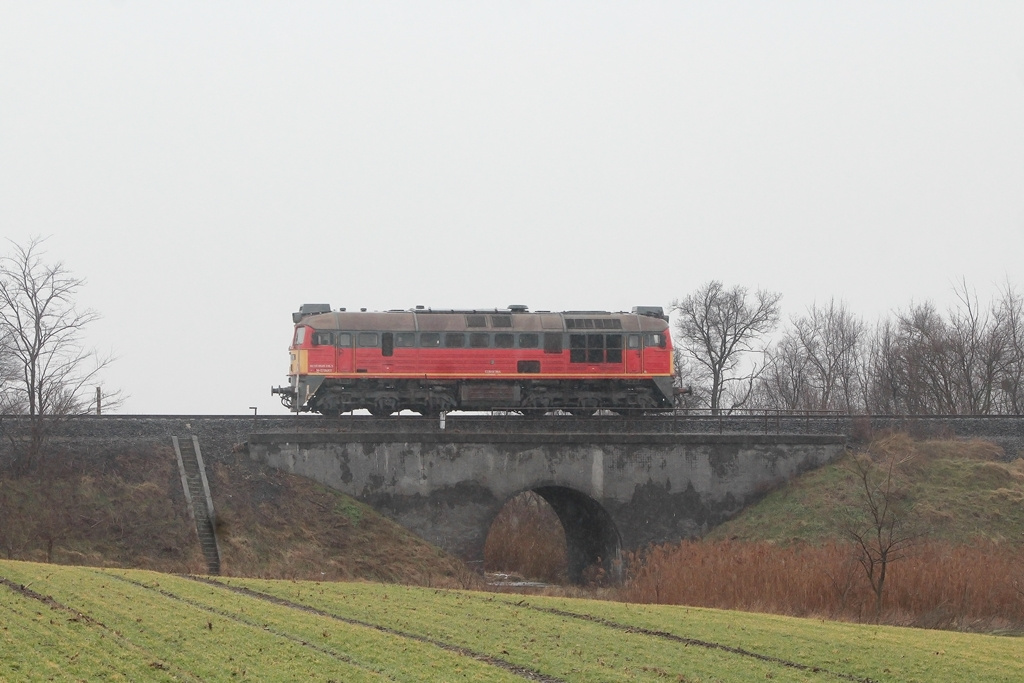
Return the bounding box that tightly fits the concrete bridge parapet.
[248,430,847,583]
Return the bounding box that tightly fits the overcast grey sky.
[2,2,1023,415]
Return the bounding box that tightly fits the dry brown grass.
[619,539,1024,630]
[0,445,205,572]
[210,455,481,588]
[0,446,481,589]
[483,491,567,583]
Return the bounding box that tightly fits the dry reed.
[620,539,1024,630]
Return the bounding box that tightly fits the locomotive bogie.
[273,305,675,415]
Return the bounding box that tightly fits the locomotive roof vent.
[508,304,528,313]
[293,303,331,323]
[633,306,668,321]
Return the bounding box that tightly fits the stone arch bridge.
[249,417,848,583]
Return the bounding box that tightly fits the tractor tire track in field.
[510,601,876,683]
[186,577,569,683]
[187,576,565,683]
[100,572,399,682]
[0,575,204,682]
[1,576,105,627]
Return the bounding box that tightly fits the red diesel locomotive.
[272,304,675,415]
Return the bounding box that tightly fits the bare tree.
[793,299,864,412]
[861,318,904,415]
[839,444,920,621]
[759,299,864,413]
[671,281,781,414]
[0,237,118,468]
[945,280,1007,414]
[993,281,1023,414]
[866,283,1011,416]
[756,331,812,411]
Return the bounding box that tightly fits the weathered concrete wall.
[249,431,846,581]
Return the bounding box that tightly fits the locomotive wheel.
[369,396,398,417]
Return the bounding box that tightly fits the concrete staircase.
[172,436,221,575]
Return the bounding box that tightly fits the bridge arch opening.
[483,487,622,585]
[484,491,567,583]
[535,486,622,584]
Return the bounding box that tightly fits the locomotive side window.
[357,332,378,347]
[336,332,352,347]
[470,333,489,348]
[518,333,539,348]
[628,334,641,349]
[494,333,514,348]
[445,333,465,348]
[419,333,441,347]
[312,331,333,346]
[395,332,415,347]
[569,334,587,363]
[606,334,623,363]
[587,334,604,363]
[294,327,307,345]
[382,332,394,357]
[570,334,623,363]
[544,333,562,354]
[644,333,665,348]
[490,315,512,328]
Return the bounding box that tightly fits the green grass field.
[2,560,1020,682]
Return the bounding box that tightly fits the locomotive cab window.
[628,334,640,349]
[644,333,666,348]
[336,332,352,347]
[357,332,379,347]
[312,331,333,346]
[293,327,307,346]
[419,333,441,347]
